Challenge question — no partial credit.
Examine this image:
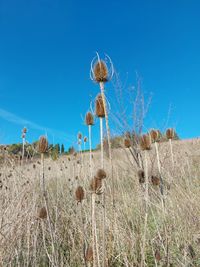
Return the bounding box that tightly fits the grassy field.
[0,138,200,266]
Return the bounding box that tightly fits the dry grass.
[0,138,200,266]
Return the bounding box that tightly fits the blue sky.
[0,0,200,148]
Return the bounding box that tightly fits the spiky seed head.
[22,127,27,133]
[85,246,93,262]
[38,136,48,153]
[93,60,108,83]
[78,132,82,140]
[84,137,87,143]
[96,169,107,179]
[38,207,47,219]
[75,186,85,203]
[138,169,145,183]
[95,94,105,118]
[90,176,103,194]
[85,112,94,126]
[124,138,131,148]
[155,250,161,261]
[140,134,151,150]
[166,128,175,140]
[151,175,160,186]
[150,129,160,143]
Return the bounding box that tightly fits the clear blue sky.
[0,0,200,148]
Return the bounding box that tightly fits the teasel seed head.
[138,169,145,184]
[22,127,27,134]
[78,132,82,140]
[151,175,160,186]
[95,94,105,118]
[38,136,48,153]
[96,169,107,179]
[93,60,108,82]
[166,128,175,140]
[75,186,85,203]
[85,112,94,126]
[90,53,114,83]
[124,138,131,148]
[150,129,160,143]
[90,176,103,195]
[84,136,87,143]
[38,207,47,219]
[85,246,93,262]
[140,134,151,150]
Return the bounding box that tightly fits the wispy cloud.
[0,108,74,143]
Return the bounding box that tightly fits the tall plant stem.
[22,137,25,161]
[100,116,106,267]
[141,150,149,267]
[155,142,164,205]
[100,117,104,169]
[169,139,174,168]
[89,125,93,177]
[99,82,114,207]
[91,193,96,267]
[40,153,57,266]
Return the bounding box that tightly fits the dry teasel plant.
[140,134,151,151]
[124,138,131,148]
[85,246,93,263]
[91,54,114,267]
[150,129,160,143]
[96,169,107,179]
[75,186,85,203]
[38,135,57,265]
[38,206,47,220]
[151,175,160,186]
[138,169,145,184]
[166,128,175,140]
[140,134,151,266]
[91,53,114,203]
[38,136,48,154]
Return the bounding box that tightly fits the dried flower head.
[93,60,108,83]
[124,138,131,148]
[155,250,161,261]
[90,53,114,83]
[38,136,48,153]
[138,169,145,184]
[96,169,107,179]
[151,175,160,186]
[166,128,175,140]
[75,186,85,203]
[85,112,94,125]
[38,207,47,219]
[90,177,103,194]
[95,94,105,118]
[150,129,160,143]
[140,134,151,150]
[84,137,87,143]
[78,132,82,140]
[22,127,27,133]
[85,246,93,262]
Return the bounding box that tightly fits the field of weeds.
[0,138,200,267]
